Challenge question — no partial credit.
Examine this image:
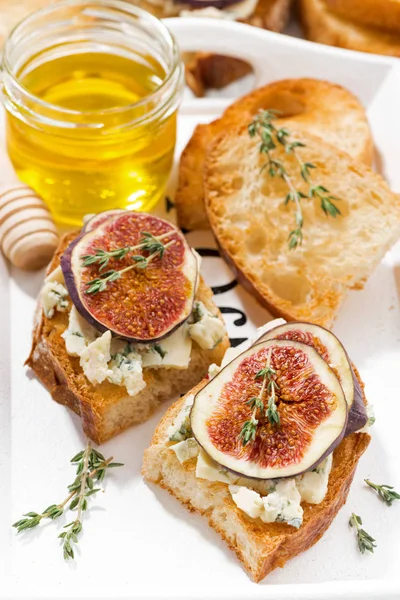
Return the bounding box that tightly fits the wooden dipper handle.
[0,183,59,270]
[0,141,59,270]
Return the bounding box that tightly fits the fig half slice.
[191,339,348,479]
[61,212,198,343]
[258,322,367,435]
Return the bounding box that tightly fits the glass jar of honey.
[1,0,184,226]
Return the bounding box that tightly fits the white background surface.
[1,19,400,600]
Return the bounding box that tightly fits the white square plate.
[1,19,400,600]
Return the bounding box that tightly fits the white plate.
[1,19,400,600]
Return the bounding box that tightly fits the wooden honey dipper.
[0,149,59,270]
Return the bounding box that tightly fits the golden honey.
[2,1,183,226]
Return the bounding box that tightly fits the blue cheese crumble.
[80,331,113,385]
[171,438,200,464]
[229,480,301,528]
[61,306,97,356]
[166,394,194,442]
[296,454,333,504]
[107,340,146,397]
[61,306,145,394]
[40,281,69,318]
[229,479,303,527]
[188,301,225,350]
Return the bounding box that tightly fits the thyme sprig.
[239,349,280,446]
[12,441,123,561]
[84,240,175,295]
[248,110,341,249]
[349,513,377,554]
[365,479,400,506]
[81,230,173,270]
[265,375,280,426]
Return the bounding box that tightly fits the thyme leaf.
[239,418,258,446]
[239,348,280,446]
[81,230,173,270]
[84,239,175,295]
[266,379,280,426]
[81,246,131,270]
[365,479,400,506]
[349,513,376,554]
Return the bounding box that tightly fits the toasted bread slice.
[301,0,400,56]
[142,379,370,582]
[176,79,373,230]
[26,233,229,445]
[204,126,400,327]
[326,0,400,34]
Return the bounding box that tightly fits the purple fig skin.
[259,321,368,436]
[173,0,243,8]
[191,340,348,481]
[62,211,122,292]
[60,217,198,344]
[60,234,92,327]
[346,366,368,434]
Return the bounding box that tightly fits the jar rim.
[2,0,182,119]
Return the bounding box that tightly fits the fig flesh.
[83,209,125,232]
[259,322,367,434]
[61,212,198,343]
[191,339,348,479]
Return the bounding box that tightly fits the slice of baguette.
[204,126,400,327]
[142,380,370,582]
[301,0,400,56]
[26,233,229,445]
[326,0,400,34]
[176,79,373,231]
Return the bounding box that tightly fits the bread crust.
[326,0,400,35]
[26,233,230,444]
[142,377,370,582]
[176,78,373,231]
[301,0,400,56]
